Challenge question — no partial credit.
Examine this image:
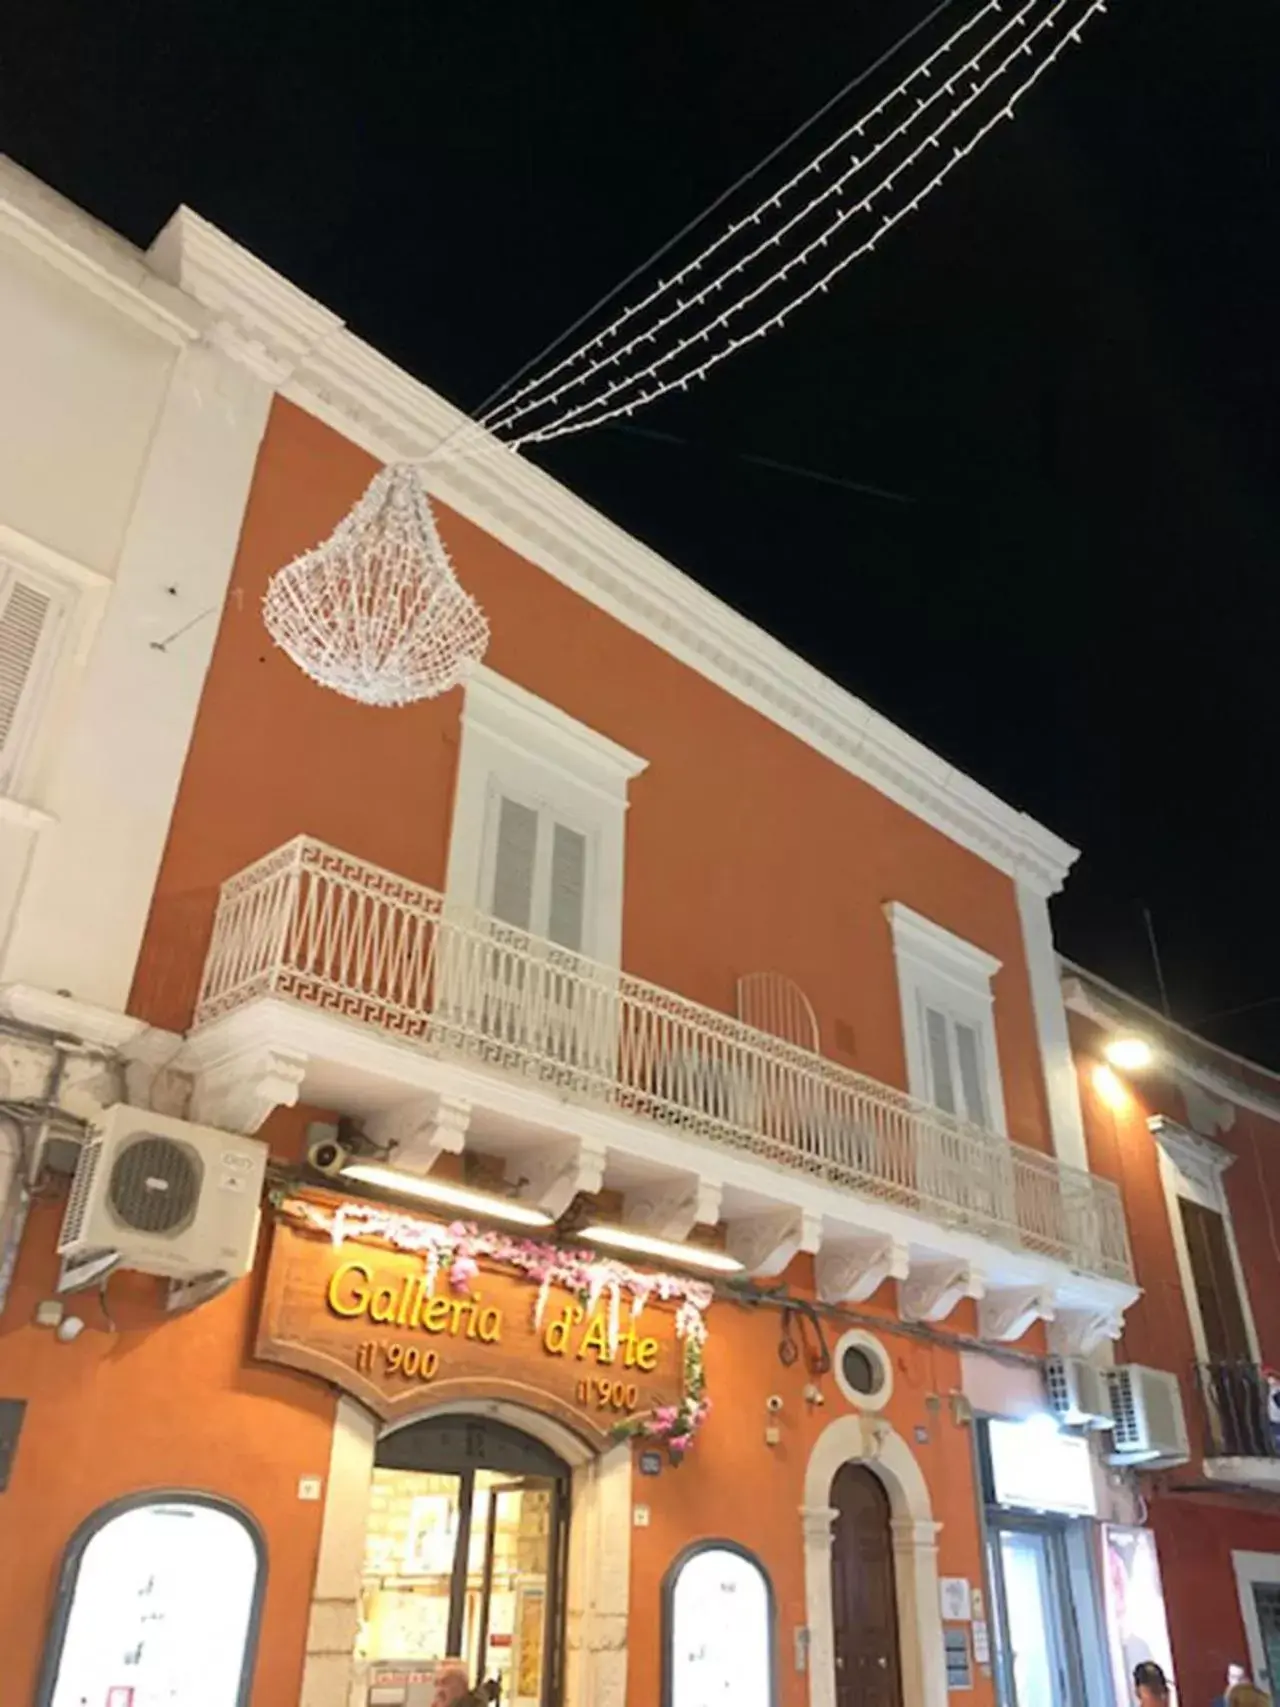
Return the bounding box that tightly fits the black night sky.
[3,1,1277,1061]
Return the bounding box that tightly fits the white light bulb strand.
[484,0,1050,442]
[480,0,1017,439]
[513,0,1105,447]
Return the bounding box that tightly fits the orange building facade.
[0,175,1153,1707]
[1068,969,1280,1707]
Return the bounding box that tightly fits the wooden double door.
[830,1464,903,1707]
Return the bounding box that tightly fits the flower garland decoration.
[277,1194,715,1453]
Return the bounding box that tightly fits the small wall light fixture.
[1103,1036,1154,1071]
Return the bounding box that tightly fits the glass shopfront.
[980,1417,1113,1707]
[358,1415,569,1707]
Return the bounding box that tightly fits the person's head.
[1227,1684,1271,1707]
[1135,1661,1170,1704]
[1228,1667,1249,1691]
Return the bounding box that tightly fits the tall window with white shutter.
[484,791,593,954]
[0,560,66,796]
[446,667,647,970]
[885,901,1008,1136]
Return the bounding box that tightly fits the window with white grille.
[0,561,64,793]
[885,901,1007,1135]
[446,666,647,967]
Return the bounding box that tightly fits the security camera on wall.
[306,1129,352,1177]
[306,1115,375,1179]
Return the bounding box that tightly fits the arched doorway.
[830,1465,902,1707]
[802,1413,946,1707]
[359,1412,571,1705]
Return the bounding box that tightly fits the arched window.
[662,1539,777,1707]
[37,1491,266,1707]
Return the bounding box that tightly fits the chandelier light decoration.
[262,462,489,707]
[265,0,1111,707]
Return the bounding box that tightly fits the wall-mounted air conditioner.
[58,1105,266,1283]
[1047,1355,1114,1430]
[1106,1365,1191,1467]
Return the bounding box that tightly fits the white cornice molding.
[0,157,199,345]
[1148,1115,1236,1187]
[463,665,648,796]
[1062,972,1280,1123]
[147,207,345,384]
[885,901,1003,987]
[2,171,1078,894]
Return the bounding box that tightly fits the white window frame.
[884,901,1007,1135]
[1149,1114,1260,1365]
[0,525,104,814]
[0,555,70,797]
[1233,1550,1280,1691]
[446,665,647,967]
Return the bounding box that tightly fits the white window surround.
[0,524,107,816]
[802,1413,945,1707]
[884,901,1008,1137]
[832,1328,894,1413]
[445,665,647,968]
[1149,1114,1261,1365]
[1233,1551,1280,1691]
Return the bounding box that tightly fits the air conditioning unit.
[1047,1355,1114,1430]
[58,1105,267,1282]
[1106,1365,1191,1467]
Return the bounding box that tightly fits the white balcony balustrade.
[193,836,1133,1286]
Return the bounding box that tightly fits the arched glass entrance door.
[359,1414,570,1706]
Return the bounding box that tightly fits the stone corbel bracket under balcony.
[181,990,1138,1341]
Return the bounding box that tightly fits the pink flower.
[449,1255,479,1290]
[651,1405,679,1432]
[668,1434,692,1453]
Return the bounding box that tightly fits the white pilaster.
[564,1441,632,1707]
[300,1396,378,1707]
[1015,882,1090,1173]
[0,334,274,1007]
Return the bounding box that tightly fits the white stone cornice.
[726,1207,822,1278]
[978,1286,1055,1344]
[816,1236,910,1305]
[366,1094,470,1174]
[510,1136,606,1220]
[0,157,199,344]
[900,1261,986,1324]
[147,207,345,384]
[188,1040,308,1135]
[1048,1307,1124,1359]
[622,1175,722,1242]
[1148,1114,1236,1186]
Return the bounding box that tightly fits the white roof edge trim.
[0,161,1080,896]
[0,156,200,343]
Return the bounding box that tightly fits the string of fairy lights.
[491,0,1107,448]
[263,0,1117,707]
[476,0,1012,442]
